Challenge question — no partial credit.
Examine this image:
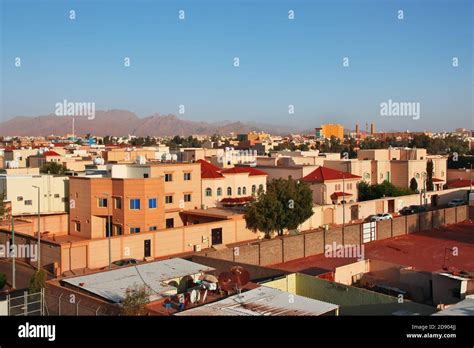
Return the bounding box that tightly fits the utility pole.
[11,215,16,289]
[32,185,41,270]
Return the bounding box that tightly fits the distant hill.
[0,110,302,137]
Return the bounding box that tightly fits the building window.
[75,192,79,198]
[217,187,222,196]
[130,227,140,234]
[259,184,264,191]
[252,185,256,193]
[166,218,174,229]
[148,198,157,209]
[165,195,173,204]
[183,172,191,181]
[17,196,23,201]
[98,198,108,208]
[335,184,341,191]
[130,199,140,210]
[205,188,212,197]
[149,226,157,231]
[114,197,122,209]
[347,183,352,190]
[54,193,60,198]
[24,200,33,205]
[74,222,81,232]
[238,187,242,195]
[415,173,420,179]
[227,187,232,196]
[115,225,123,235]
[441,171,445,177]
[242,187,247,195]
[165,173,173,182]
[184,194,191,202]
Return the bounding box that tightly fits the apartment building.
[317,124,344,139]
[302,166,362,205]
[197,159,267,208]
[3,148,39,168]
[81,162,202,229]
[69,177,165,239]
[0,174,69,216]
[356,148,447,190]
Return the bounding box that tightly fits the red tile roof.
[447,179,474,188]
[42,151,61,157]
[432,178,444,183]
[196,159,224,179]
[330,191,353,199]
[303,166,361,183]
[221,166,268,176]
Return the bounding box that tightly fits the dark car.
[399,205,427,215]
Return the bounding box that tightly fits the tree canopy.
[245,178,313,238]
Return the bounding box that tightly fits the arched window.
[205,188,212,197]
[252,185,256,193]
[217,187,222,196]
[242,187,247,195]
[238,187,242,195]
[227,187,232,196]
[259,184,264,191]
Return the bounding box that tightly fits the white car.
[369,213,393,222]
[448,199,465,207]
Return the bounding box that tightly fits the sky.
[1,0,472,132]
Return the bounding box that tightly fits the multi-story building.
[302,166,362,205]
[0,174,69,216]
[197,160,267,208]
[319,124,344,140]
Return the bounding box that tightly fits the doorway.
[144,239,151,258]
[211,228,223,245]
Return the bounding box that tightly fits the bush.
[29,270,46,293]
[0,273,6,289]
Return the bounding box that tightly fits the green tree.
[29,270,46,293]
[0,273,6,289]
[121,285,150,316]
[426,160,434,191]
[40,162,67,175]
[358,181,414,202]
[245,178,313,238]
[409,177,418,192]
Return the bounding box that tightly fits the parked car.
[399,205,427,215]
[369,213,393,222]
[448,199,465,207]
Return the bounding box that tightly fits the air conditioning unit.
[194,244,202,252]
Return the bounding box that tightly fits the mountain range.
[0,110,305,137]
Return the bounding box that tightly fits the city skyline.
[1,0,473,132]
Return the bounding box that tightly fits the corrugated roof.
[175,286,338,316]
[62,258,215,303]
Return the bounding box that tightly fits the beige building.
[302,166,362,205]
[0,174,69,216]
[198,160,267,208]
[3,148,39,168]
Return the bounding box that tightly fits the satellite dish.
[230,266,250,287]
[190,289,199,304]
[199,274,219,283]
[218,271,237,292]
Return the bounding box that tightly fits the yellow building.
[321,124,344,139]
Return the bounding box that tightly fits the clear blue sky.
[1,0,472,131]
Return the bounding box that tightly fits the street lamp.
[32,185,41,270]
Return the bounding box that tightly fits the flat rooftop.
[62,258,215,303]
[271,221,474,275]
[174,286,339,316]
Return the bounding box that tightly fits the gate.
[362,222,377,243]
[6,289,45,316]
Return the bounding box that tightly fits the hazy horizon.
[1,0,473,132]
